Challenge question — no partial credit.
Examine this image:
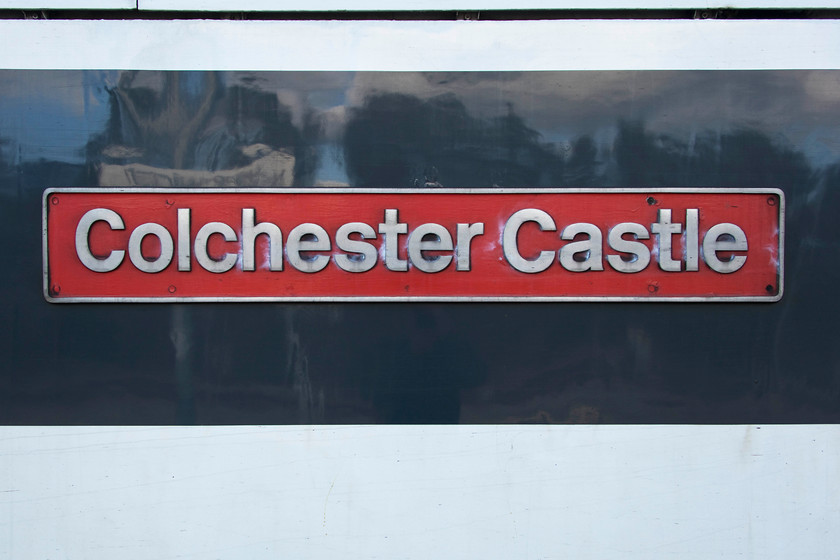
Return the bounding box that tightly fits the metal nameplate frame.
[43,187,784,303]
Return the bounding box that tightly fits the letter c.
[503,208,556,273]
[75,208,125,272]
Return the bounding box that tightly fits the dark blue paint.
[1,70,838,424]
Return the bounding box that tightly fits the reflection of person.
[372,309,483,424]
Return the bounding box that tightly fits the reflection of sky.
[315,143,350,186]
[0,70,112,165]
[1,69,839,175]
[347,70,840,169]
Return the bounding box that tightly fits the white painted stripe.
[1,425,837,559]
[0,0,133,7]
[0,19,838,70]
[136,0,840,10]
[4,0,840,9]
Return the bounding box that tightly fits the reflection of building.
[99,144,295,187]
[88,71,313,187]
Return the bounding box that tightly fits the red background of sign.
[44,189,782,301]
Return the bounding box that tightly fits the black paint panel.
[1,70,838,424]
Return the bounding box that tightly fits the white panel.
[6,0,840,9]
[6,0,840,10]
[137,0,840,10]
[0,19,839,70]
[1,425,838,559]
[0,0,133,8]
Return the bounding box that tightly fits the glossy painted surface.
[2,69,840,423]
[1,19,840,560]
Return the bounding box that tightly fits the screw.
[168,285,177,294]
[767,196,776,206]
[646,196,658,206]
[51,196,59,205]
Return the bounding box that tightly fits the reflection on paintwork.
[88,72,307,187]
[1,69,840,424]
[98,146,295,187]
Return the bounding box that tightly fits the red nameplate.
[43,188,783,302]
